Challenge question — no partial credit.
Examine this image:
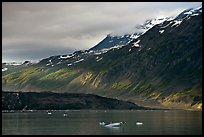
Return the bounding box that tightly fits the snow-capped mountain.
[175,5,202,20]
[130,5,202,50]
[38,5,202,69]
[90,5,202,53]
[89,17,170,51]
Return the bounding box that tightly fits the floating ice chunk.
[2,68,7,71]
[136,122,143,125]
[99,122,106,125]
[129,49,132,52]
[105,122,125,127]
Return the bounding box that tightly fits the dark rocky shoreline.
[2,91,150,110]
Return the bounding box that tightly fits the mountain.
[89,34,138,51]
[2,6,202,110]
[175,5,202,20]
[89,17,170,51]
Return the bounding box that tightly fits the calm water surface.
[2,110,202,135]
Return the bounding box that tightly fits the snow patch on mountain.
[60,54,74,59]
[132,40,141,47]
[74,59,84,64]
[171,20,182,27]
[96,58,103,62]
[159,30,165,34]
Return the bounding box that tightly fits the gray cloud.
[2,2,201,62]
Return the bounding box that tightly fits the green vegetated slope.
[2,14,202,110]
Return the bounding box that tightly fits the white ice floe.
[105,122,125,127]
[101,122,125,128]
[99,122,106,125]
[136,122,143,125]
[67,63,72,66]
[2,68,8,72]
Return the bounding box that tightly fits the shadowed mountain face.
[2,7,202,110]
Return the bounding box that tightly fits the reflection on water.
[2,110,202,135]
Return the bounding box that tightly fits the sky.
[2,2,202,62]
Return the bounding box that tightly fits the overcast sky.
[2,2,201,62]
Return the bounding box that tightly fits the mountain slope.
[2,7,202,110]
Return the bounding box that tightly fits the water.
[2,110,202,135]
